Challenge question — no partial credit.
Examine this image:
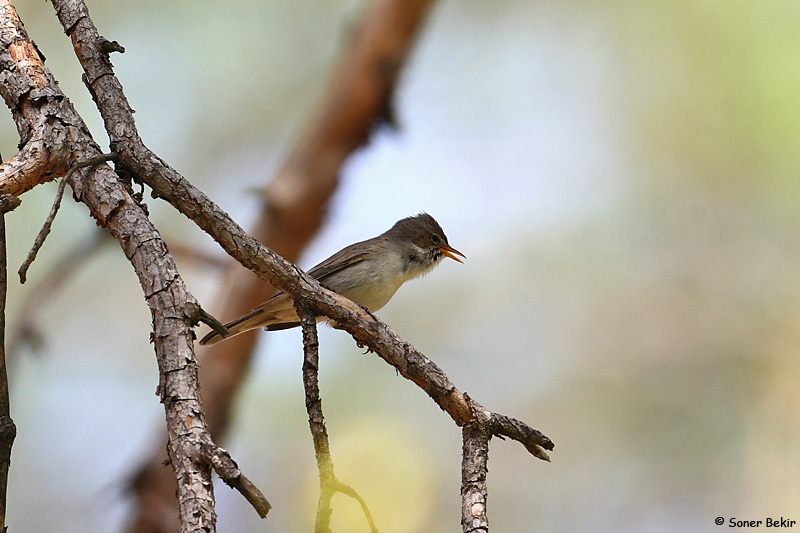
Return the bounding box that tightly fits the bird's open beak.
[439,244,466,263]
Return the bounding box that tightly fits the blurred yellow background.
[2,0,799,531]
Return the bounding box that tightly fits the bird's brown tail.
[199,308,276,346]
[198,293,301,346]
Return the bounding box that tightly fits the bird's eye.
[431,234,440,244]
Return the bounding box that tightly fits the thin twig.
[298,302,335,533]
[335,480,379,533]
[17,178,67,284]
[0,195,17,532]
[297,301,379,533]
[18,152,117,284]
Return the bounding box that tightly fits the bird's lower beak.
[439,244,466,263]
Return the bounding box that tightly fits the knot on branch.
[183,302,227,339]
[0,416,17,446]
[0,194,21,215]
[293,295,322,323]
[98,37,125,55]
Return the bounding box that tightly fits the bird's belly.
[326,258,407,312]
[340,280,399,311]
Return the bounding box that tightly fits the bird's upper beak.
[439,244,466,263]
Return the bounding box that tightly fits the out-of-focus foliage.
[2,0,798,532]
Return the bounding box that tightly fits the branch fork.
[1,0,554,531]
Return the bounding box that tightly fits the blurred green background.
[3,0,800,531]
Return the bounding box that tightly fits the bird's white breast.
[326,247,430,312]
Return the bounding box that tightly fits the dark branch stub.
[200,441,271,518]
[98,37,125,55]
[463,393,554,461]
[490,413,554,462]
[182,302,228,339]
[0,195,21,215]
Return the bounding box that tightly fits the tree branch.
[0,194,19,532]
[0,138,65,197]
[0,3,73,197]
[50,0,437,527]
[50,0,554,476]
[297,301,378,533]
[461,418,490,533]
[36,0,554,530]
[1,2,270,530]
[298,304,335,533]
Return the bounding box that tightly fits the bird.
[199,213,464,346]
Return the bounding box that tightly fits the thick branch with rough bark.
[0,2,269,531]
[0,4,89,197]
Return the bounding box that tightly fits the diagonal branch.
[47,0,553,462]
[1,2,270,531]
[44,1,554,531]
[49,0,437,527]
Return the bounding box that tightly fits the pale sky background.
[3,1,800,532]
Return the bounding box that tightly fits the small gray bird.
[199,213,464,346]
